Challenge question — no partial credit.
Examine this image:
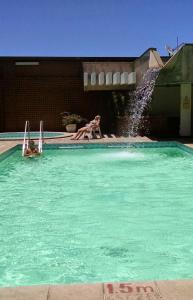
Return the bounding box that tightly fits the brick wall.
[0,59,114,132]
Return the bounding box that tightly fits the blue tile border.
[36,141,182,149]
[41,141,191,150]
[175,143,193,155]
[1,142,193,161]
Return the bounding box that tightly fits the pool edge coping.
[1,141,193,163]
[1,279,193,300]
[0,131,70,141]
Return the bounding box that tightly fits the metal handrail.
[38,120,44,153]
[22,120,30,156]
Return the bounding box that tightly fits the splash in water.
[128,68,160,136]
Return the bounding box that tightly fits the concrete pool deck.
[1,280,193,300]
[1,135,193,299]
[1,134,193,155]
[0,134,152,154]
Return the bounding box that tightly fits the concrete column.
[179,83,192,136]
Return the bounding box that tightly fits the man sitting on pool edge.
[24,140,40,156]
[71,115,101,140]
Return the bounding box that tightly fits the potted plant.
[61,113,84,133]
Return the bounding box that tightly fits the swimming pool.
[0,131,65,140]
[1,142,193,287]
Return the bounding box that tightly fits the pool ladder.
[22,120,44,156]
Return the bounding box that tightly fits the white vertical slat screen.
[84,71,136,88]
[84,72,88,86]
[113,72,121,85]
[106,72,113,85]
[128,72,136,84]
[91,72,97,85]
[121,72,129,84]
[98,72,105,85]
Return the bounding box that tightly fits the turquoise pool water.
[0,132,64,140]
[1,145,193,286]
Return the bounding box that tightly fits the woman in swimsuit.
[71,115,101,140]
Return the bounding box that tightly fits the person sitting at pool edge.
[71,115,101,140]
[24,140,40,156]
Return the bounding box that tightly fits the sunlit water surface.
[0,147,193,286]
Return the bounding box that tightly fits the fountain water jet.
[128,68,160,136]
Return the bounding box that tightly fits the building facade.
[0,45,193,136]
